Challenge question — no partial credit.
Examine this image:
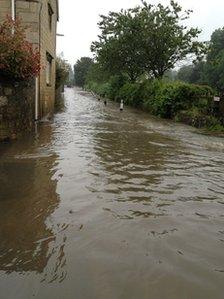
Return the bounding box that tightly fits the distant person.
[104,100,107,106]
[120,99,124,111]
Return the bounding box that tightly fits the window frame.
[46,52,53,86]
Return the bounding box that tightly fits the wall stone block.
[0,96,8,107]
[0,80,35,142]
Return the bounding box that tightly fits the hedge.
[86,78,214,120]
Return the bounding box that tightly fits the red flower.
[0,16,41,80]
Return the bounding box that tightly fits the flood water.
[0,87,224,299]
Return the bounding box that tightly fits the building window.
[48,3,54,31]
[46,53,53,86]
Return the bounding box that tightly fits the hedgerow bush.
[148,82,213,118]
[107,75,128,100]
[115,80,213,116]
[86,76,214,121]
[85,81,111,97]
[56,57,70,89]
[0,17,40,80]
[117,83,141,106]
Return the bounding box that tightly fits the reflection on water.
[0,125,66,284]
[55,91,66,113]
[0,88,224,299]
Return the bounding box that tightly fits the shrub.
[107,74,128,100]
[116,80,213,116]
[97,82,111,97]
[86,75,214,123]
[147,81,213,118]
[85,81,111,97]
[117,82,146,107]
[0,17,40,80]
[56,57,70,89]
[117,83,138,105]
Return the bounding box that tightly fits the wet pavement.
[0,87,224,299]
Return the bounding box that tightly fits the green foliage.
[177,27,224,92]
[91,1,205,80]
[117,83,140,106]
[84,4,224,132]
[176,108,224,130]
[74,57,93,87]
[107,75,128,100]
[149,82,213,118]
[177,62,208,85]
[117,82,150,107]
[85,81,110,97]
[86,62,110,84]
[113,79,212,118]
[206,27,224,91]
[87,76,213,121]
[207,122,224,132]
[66,67,75,87]
[177,64,194,83]
[56,57,71,89]
[0,17,40,80]
[85,72,128,99]
[163,70,178,81]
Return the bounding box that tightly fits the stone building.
[0,0,59,119]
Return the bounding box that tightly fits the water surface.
[0,88,224,299]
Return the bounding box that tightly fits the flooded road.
[0,87,224,299]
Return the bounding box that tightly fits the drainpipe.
[11,0,15,20]
[35,2,43,121]
[35,77,39,121]
[33,0,43,121]
[11,0,15,34]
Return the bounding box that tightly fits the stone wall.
[0,80,35,141]
[38,0,57,118]
[0,0,11,20]
[16,0,58,118]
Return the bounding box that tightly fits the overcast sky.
[57,0,224,66]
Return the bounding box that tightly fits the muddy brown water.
[0,87,224,299]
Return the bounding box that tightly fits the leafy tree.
[56,56,70,89]
[206,27,224,91]
[164,69,178,81]
[86,62,110,84]
[177,61,208,84]
[66,67,74,86]
[189,62,207,84]
[177,65,194,82]
[91,9,146,82]
[91,1,205,81]
[74,57,93,87]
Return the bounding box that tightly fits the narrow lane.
[0,87,224,299]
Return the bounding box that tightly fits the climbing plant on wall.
[0,16,41,80]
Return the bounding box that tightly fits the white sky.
[57,0,224,66]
